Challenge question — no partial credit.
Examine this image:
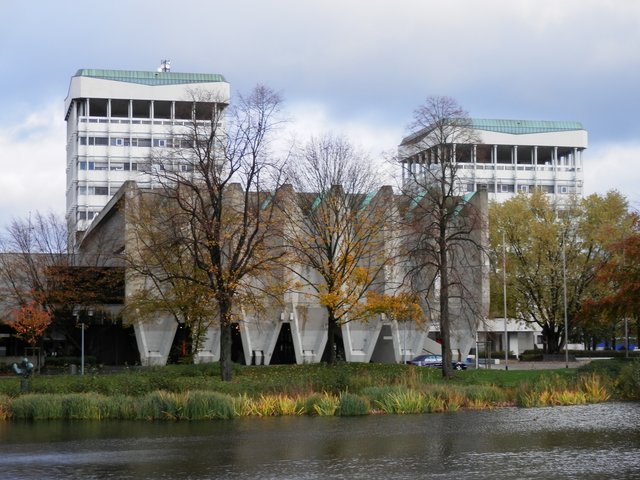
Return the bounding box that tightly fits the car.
[406,354,467,370]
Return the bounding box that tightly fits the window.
[180,164,194,172]
[560,186,569,194]
[518,185,529,193]
[499,184,514,193]
[94,187,109,195]
[153,138,167,147]
[79,161,95,170]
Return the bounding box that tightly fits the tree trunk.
[439,237,453,378]
[219,298,233,381]
[326,312,337,365]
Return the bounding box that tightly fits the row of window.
[78,186,109,196]
[78,136,196,148]
[78,161,194,173]
[470,184,572,194]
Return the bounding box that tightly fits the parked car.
[406,354,467,370]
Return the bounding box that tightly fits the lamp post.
[562,233,569,368]
[503,231,509,370]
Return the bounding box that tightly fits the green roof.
[470,118,584,135]
[74,69,227,86]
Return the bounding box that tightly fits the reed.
[138,390,184,420]
[336,392,370,416]
[11,394,64,420]
[184,391,236,420]
[310,393,339,416]
[579,374,611,403]
[374,389,425,414]
[62,393,106,420]
[0,394,11,420]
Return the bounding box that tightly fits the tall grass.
[0,362,619,421]
[0,394,11,420]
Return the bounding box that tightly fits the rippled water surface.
[1,402,639,479]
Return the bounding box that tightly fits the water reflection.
[1,403,639,479]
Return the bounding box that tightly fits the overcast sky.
[2,0,640,229]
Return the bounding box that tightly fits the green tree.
[490,190,634,353]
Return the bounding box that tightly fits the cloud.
[0,102,66,229]
[583,142,640,209]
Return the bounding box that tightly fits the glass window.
[88,98,108,117]
[154,101,172,119]
[94,187,109,195]
[132,100,151,118]
[153,138,167,147]
[79,136,87,146]
[111,99,129,118]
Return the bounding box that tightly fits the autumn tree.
[0,213,67,349]
[141,85,286,381]
[399,96,487,377]
[283,135,406,364]
[125,191,219,362]
[490,190,634,353]
[6,300,52,347]
[581,216,640,349]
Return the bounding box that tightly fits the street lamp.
[502,231,509,371]
[562,233,569,368]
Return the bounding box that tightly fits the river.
[1,402,639,479]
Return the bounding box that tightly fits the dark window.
[88,98,108,117]
[132,100,151,118]
[154,101,171,119]
[111,99,129,118]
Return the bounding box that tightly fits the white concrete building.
[399,118,587,203]
[64,67,230,246]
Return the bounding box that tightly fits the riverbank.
[0,359,636,421]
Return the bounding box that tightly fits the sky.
[2,0,640,229]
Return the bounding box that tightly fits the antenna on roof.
[158,60,171,72]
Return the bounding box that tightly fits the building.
[76,181,489,366]
[399,118,587,202]
[64,65,230,247]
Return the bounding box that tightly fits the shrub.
[337,392,370,416]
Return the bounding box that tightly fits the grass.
[0,360,631,421]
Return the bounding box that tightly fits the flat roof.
[470,118,584,135]
[73,69,227,86]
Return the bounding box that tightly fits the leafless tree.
[138,85,287,380]
[283,135,398,364]
[399,96,487,377]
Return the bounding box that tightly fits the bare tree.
[137,85,287,380]
[399,96,487,377]
[283,135,401,364]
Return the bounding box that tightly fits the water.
[1,402,639,479]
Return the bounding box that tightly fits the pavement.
[473,359,594,370]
